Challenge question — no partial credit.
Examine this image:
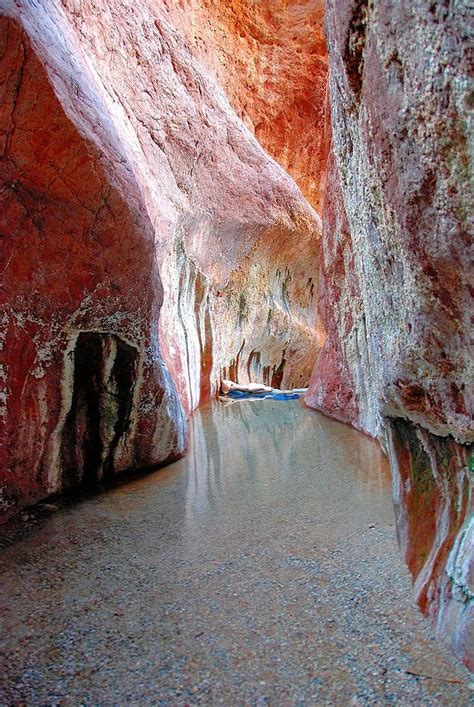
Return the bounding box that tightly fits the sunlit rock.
[161,0,329,211]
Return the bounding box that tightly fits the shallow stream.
[1,401,471,703]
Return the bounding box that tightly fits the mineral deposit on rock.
[306,0,473,668]
[1,0,324,516]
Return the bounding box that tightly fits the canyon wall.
[161,0,329,211]
[1,0,324,517]
[3,0,471,672]
[0,13,186,514]
[306,0,473,668]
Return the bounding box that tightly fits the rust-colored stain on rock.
[305,0,473,668]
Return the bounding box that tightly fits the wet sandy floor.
[1,400,472,704]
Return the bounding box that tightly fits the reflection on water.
[2,399,471,703]
[183,400,390,538]
[182,402,472,669]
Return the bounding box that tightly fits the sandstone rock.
[387,420,473,672]
[307,0,473,667]
[305,153,360,429]
[161,0,329,211]
[221,380,273,395]
[1,0,323,516]
[0,15,186,517]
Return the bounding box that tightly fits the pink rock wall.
[307,0,473,667]
[306,152,360,429]
[1,0,324,516]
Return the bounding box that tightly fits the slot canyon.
[1,0,473,701]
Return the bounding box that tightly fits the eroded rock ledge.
[1,14,186,510]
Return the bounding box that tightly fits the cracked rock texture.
[1,0,323,517]
[306,0,473,668]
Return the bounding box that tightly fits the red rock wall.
[386,420,473,671]
[162,0,329,212]
[1,0,324,515]
[307,0,473,667]
[305,152,360,428]
[1,16,186,516]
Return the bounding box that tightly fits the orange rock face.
[162,0,329,211]
[388,421,473,671]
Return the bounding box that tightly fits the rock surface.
[2,0,472,674]
[1,0,323,516]
[162,0,329,211]
[1,15,185,515]
[387,419,473,671]
[306,0,473,668]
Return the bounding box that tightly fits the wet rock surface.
[1,401,471,703]
[386,419,473,672]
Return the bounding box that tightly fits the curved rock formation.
[1,0,323,515]
[2,0,471,674]
[0,15,186,514]
[306,0,473,668]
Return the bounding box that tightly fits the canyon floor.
[0,400,471,704]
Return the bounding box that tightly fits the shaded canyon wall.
[1,15,186,514]
[1,0,326,516]
[306,0,473,668]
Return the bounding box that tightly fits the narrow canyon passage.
[2,0,472,692]
[1,401,470,703]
